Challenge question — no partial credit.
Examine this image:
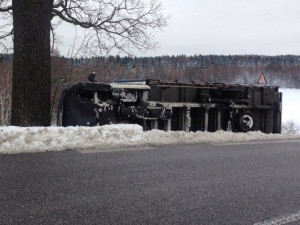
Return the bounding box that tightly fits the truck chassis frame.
[57,79,282,133]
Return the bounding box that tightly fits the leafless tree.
[0,0,13,53]
[0,61,12,125]
[0,0,167,126]
[1,0,167,55]
[282,120,300,134]
[0,88,11,125]
[52,0,166,55]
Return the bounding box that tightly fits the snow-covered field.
[0,89,299,154]
[281,89,300,130]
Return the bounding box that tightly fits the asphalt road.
[1,141,300,225]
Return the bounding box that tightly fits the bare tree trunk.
[11,0,53,126]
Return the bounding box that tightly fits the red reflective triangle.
[258,73,267,84]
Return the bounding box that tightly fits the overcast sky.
[56,0,300,57]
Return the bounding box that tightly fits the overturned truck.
[57,79,282,133]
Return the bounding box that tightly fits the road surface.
[1,141,300,225]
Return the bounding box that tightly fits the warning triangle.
[258,73,267,84]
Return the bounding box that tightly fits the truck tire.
[236,111,254,132]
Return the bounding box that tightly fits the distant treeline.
[67,54,300,67]
[1,54,300,125]
[1,54,300,88]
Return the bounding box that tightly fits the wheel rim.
[240,115,254,131]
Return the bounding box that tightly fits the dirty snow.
[0,88,300,154]
[1,124,300,154]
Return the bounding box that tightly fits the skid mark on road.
[77,146,155,154]
[254,210,300,225]
[212,140,300,146]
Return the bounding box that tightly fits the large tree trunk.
[11,0,53,126]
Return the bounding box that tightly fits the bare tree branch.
[0,0,13,53]
[52,0,167,55]
[0,0,167,55]
[0,28,13,39]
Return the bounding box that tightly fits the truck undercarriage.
[57,79,282,133]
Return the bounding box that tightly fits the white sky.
[56,0,300,57]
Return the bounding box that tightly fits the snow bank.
[0,125,143,154]
[1,125,300,154]
[143,129,299,145]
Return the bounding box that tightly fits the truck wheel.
[236,111,254,132]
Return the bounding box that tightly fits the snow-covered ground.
[1,124,300,154]
[281,89,300,128]
[0,88,299,154]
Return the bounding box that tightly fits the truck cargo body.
[57,79,282,133]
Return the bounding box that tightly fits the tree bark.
[11,0,53,126]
